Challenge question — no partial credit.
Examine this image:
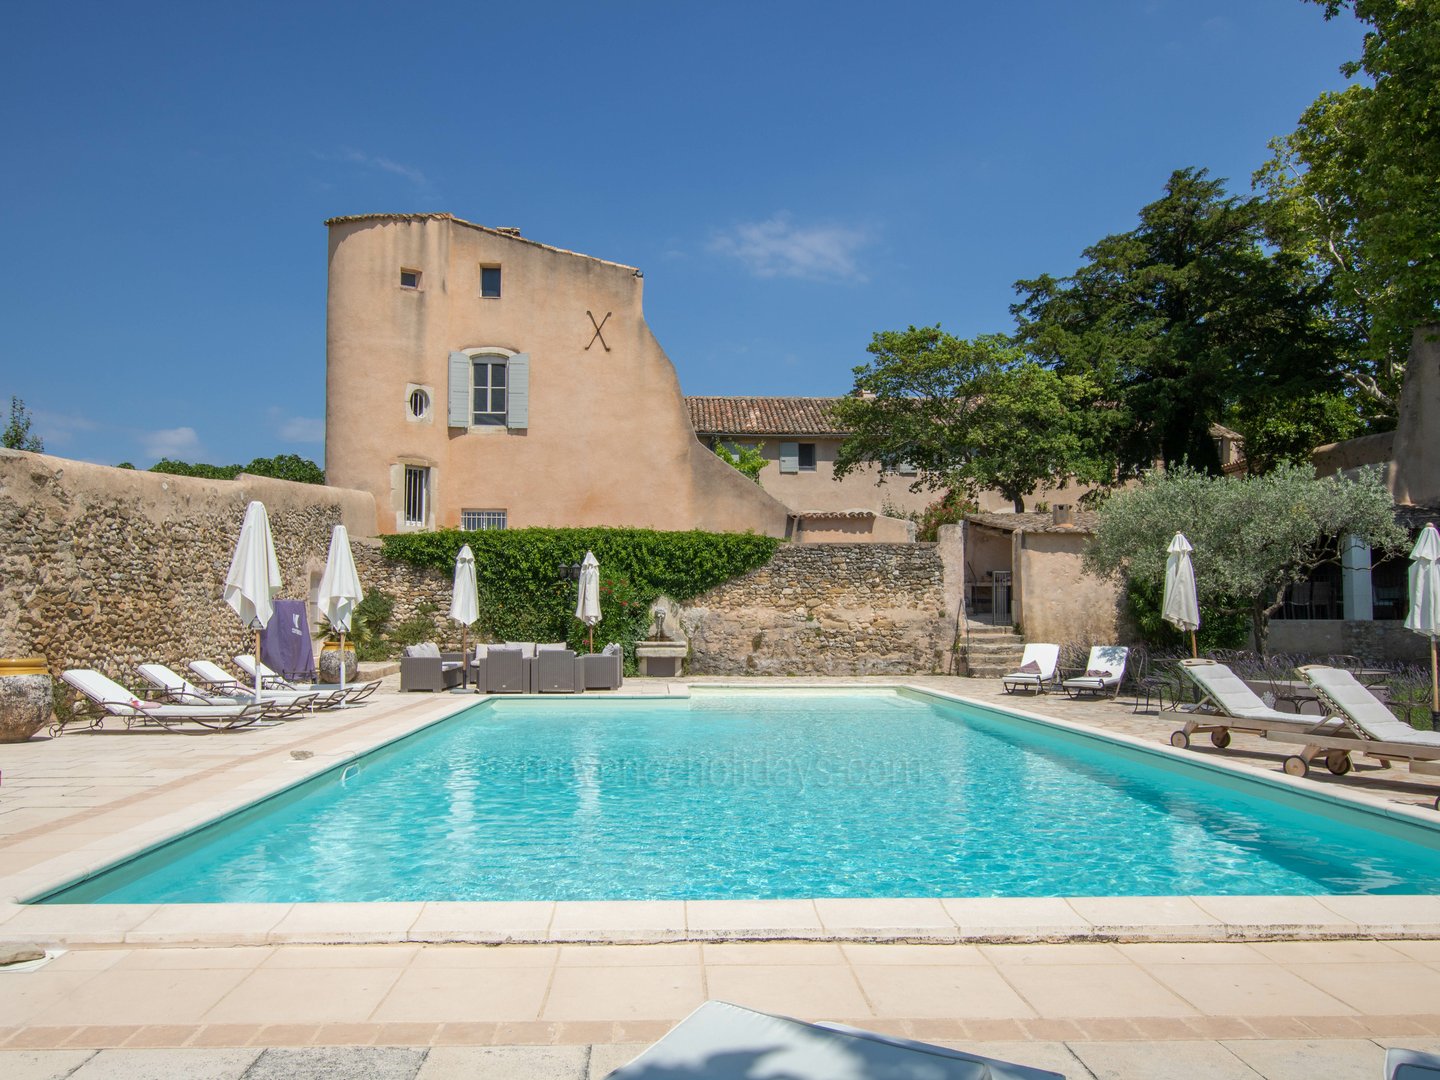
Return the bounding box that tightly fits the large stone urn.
[318,640,357,684]
[0,658,53,742]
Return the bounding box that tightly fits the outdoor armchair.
[399,642,464,692]
[483,646,529,693]
[582,642,624,690]
[533,644,585,693]
[61,669,271,733]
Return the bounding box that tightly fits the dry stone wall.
[680,543,950,675]
[0,450,375,685]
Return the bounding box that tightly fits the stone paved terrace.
[3,675,1440,1079]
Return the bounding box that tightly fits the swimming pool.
[41,689,1440,903]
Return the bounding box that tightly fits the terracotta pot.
[318,641,357,684]
[0,658,53,743]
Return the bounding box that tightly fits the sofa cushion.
[506,641,536,658]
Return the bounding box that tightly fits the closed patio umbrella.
[224,501,282,699]
[1405,523,1440,717]
[450,544,478,686]
[316,524,364,695]
[575,550,601,653]
[1163,532,1201,658]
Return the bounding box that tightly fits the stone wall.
[679,544,950,675]
[1267,619,1433,664]
[0,449,375,684]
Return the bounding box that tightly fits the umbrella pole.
[1190,631,1198,660]
[461,625,468,688]
[588,627,594,654]
[1431,638,1438,715]
[254,629,263,700]
[339,631,347,696]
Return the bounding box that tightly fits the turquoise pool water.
[42,689,1440,903]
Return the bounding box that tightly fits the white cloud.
[708,213,871,282]
[320,148,430,190]
[30,408,99,448]
[274,414,325,443]
[138,426,203,461]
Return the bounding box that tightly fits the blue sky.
[0,1,1364,469]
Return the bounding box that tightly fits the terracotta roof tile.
[686,397,850,436]
[966,510,1100,534]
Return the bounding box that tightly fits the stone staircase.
[956,623,1027,678]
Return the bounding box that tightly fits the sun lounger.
[189,659,345,711]
[1388,1046,1440,1077]
[1168,659,1343,751]
[138,662,318,717]
[1264,666,1440,799]
[1060,645,1130,698]
[235,654,378,705]
[61,669,271,733]
[1001,643,1060,694]
[608,1000,1063,1079]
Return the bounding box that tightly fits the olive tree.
[1084,463,1405,653]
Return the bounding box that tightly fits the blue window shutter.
[506,353,530,429]
[447,351,470,428]
[779,442,799,474]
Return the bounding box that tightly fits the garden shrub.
[381,526,780,671]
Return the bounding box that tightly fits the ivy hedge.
[380,526,780,669]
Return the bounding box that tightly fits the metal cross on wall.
[585,310,611,352]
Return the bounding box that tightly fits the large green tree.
[149,453,325,485]
[1255,0,1440,418]
[831,328,1102,512]
[1011,168,1354,478]
[1084,463,1405,653]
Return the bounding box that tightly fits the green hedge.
[381,526,780,669]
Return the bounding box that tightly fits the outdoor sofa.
[583,642,624,690]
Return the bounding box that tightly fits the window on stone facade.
[797,443,816,471]
[403,465,429,526]
[472,358,507,426]
[462,509,507,530]
[480,265,501,298]
[400,268,421,289]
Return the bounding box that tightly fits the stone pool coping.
[4,681,1439,948]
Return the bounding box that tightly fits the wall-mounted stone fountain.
[634,598,688,677]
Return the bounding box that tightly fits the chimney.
[1051,504,1076,527]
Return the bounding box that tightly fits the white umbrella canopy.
[317,525,364,694]
[575,550,601,652]
[224,501,283,698]
[1162,531,1201,658]
[1405,523,1440,714]
[450,545,479,686]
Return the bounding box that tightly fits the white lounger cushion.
[63,670,255,720]
[1303,666,1440,747]
[1003,643,1059,682]
[136,663,216,701]
[609,1000,1062,1079]
[1181,660,1308,722]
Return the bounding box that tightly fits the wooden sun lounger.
[1170,658,1344,751]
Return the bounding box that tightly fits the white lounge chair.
[1001,643,1060,694]
[1389,1047,1440,1077]
[139,662,322,717]
[234,654,379,705]
[1060,645,1130,698]
[1168,659,1344,751]
[608,1000,1064,1079]
[1265,666,1440,801]
[187,659,342,711]
[61,669,270,733]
